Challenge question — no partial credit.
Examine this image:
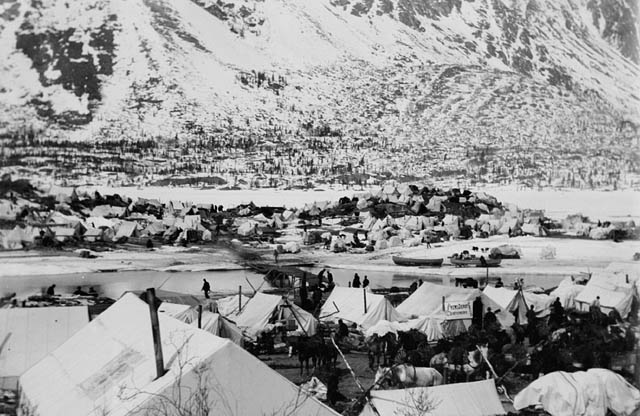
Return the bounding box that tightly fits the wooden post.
[197,304,203,329]
[146,288,166,380]
[486,266,489,287]
[442,296,445,312]
[238,285,242,312]
[363,288,367,314]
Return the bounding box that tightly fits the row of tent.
[0,294,515,416]
[362,369,640,416]
[3,273,640,416]
[321,262,639,342]
[4,262,636,389]
[549,262,640,317]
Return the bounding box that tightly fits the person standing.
[472,296,483,328]
[526,305,538,343]
[312,286,322,309]
[352,273,361,288]
[273,248,279,264]
[362,276,370,288]
[201,278,211,299]
[483,307,497,330]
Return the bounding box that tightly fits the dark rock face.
[14,10,117,125]
[587,0,639,63]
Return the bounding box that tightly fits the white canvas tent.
[397,282,480,318]
[550,277,585,309]
[214,294,251,320]
[235,292,317,339]
[481,286,552,327]
[361,380,505,416]
[575,273,635,318]
[18,294,338,416]
[514,369,640,416]
[189,311,244,346]
[0,306,89,389]
[320,287,405,330]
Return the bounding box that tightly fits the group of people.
[42,284,98,297]
[349,273,369,288]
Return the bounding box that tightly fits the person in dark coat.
[526,305,538,343]
[201,279,211,299]
[46,284,56,296]
[326,270,335,291]
[312,286,322,309]
[483,307,498,330]
[73,286,88,296]
[327,368,345,405]
[362,276,370,288]
[550,297,564,327]
[352,273,361,288]
[472,296,483,328]
[337,319,349,342]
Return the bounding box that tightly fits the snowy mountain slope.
[0,0,638,146]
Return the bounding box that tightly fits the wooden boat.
[450,257,502,267]
[392,256,444,267]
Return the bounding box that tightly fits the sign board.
[444,300,472,320]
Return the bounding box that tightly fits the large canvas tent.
[550,277,585,309]
[481,286,552,327]
[397,282,480,318]
[0,306,89,389]
[319,287,405,329]
[514,369,640,416]
[575,273,635,318]
[360,380,505,416]
[235,292,317,339]
[18,294,338,416]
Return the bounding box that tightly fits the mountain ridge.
[0,0,638,184]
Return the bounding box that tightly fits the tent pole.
[239,285,242,312]
[198,304,203,329]
[146,288,166,380]
[363,288,367,314]
[486,266,489,287]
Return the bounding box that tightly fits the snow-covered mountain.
[0,0,638,144]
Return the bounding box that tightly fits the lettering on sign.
[444,301,472,320]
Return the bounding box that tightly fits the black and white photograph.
[0,0,639,415]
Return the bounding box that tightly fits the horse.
[318,339,338,369]
[292,335,323,374]
[374,364,443,389]
[366,333,398,369]
[397,330,434,367]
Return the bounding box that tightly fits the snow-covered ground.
[73,185,640,221]
[476,186,640,222]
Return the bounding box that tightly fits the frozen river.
[2,265,568,301]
